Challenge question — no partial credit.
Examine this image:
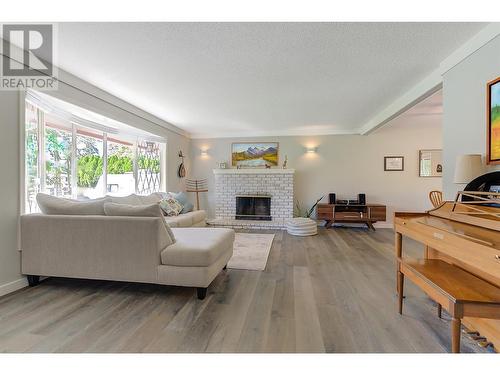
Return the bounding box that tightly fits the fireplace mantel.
[213,168,295,175]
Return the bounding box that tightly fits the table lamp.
[453,154,484,184]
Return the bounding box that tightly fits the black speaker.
[329,193,336,204]
[358,193,366,205]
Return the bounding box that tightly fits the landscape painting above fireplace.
[231,142,279,167]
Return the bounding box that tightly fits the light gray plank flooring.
[0,228,488,353]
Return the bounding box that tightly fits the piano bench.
[397,259,500,353]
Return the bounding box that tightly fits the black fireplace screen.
[235,196,271,221]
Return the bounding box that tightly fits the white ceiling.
[56,23,485,138]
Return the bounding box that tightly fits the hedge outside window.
[76,127,104,199]
[107,137,136,197]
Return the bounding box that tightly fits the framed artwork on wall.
[231,142,279,168]
[487,76,500,165]
[384,156,404,171]
[419,149,443,177]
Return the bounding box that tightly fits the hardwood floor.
[0,228,487,353]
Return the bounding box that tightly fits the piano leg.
[397,270,404,314]
[395,231,402,292]
[451,317,462,353]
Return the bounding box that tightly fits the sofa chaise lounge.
[20,193,234,299]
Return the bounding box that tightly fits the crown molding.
[189,126,359,139]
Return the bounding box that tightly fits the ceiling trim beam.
[358,68,442,135]
[439,23,500,75]
[359,23,500,135]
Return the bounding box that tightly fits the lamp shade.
[453,154,484,184]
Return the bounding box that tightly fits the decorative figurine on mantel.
[282,155,288,169]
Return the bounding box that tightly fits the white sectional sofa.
[20,193,233,299]
[107,192,207,227]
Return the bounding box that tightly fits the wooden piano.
[394,191,500,353]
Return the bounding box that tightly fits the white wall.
[190,113,442,225]
[0,70,191,296]
[442,35,500,199]
[0,91,22,295]
[166,130,191,192]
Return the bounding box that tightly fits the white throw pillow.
[107,193,164,206]
[36,193,110,215]
[104,202,164,217]
[106,194,142,206]
[159,196,183,216]
[138,192,164,205]
[104,202,176,244]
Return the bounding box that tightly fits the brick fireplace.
[208,169,295,229]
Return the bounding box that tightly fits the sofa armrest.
[20,214,170,284]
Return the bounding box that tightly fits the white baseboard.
[0,277,28,297]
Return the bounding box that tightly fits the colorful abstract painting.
[489,78,500,163]
[231,142,279,167]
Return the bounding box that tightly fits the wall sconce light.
[306,147,318,154]
[200,149,208,157]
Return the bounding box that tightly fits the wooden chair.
[429,190,443,208]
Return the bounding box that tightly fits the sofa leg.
[223,264,227,270]
[27,275,40,287]
[197,287,207,300]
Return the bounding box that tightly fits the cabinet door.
[369,206,386,221]
[317,205,333,220]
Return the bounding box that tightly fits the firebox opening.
[235,195,271,221]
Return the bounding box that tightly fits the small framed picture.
[384,156,404,171]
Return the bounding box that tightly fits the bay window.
[23,92,167,213]
[76,126,105,199]
[107,136,136,197]
[44,115,73,199]
[137,140,162,195]
[25,102,41,213]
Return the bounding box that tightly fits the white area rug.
[227,233,275,271]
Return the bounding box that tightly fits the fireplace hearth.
[236,195,271,221]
